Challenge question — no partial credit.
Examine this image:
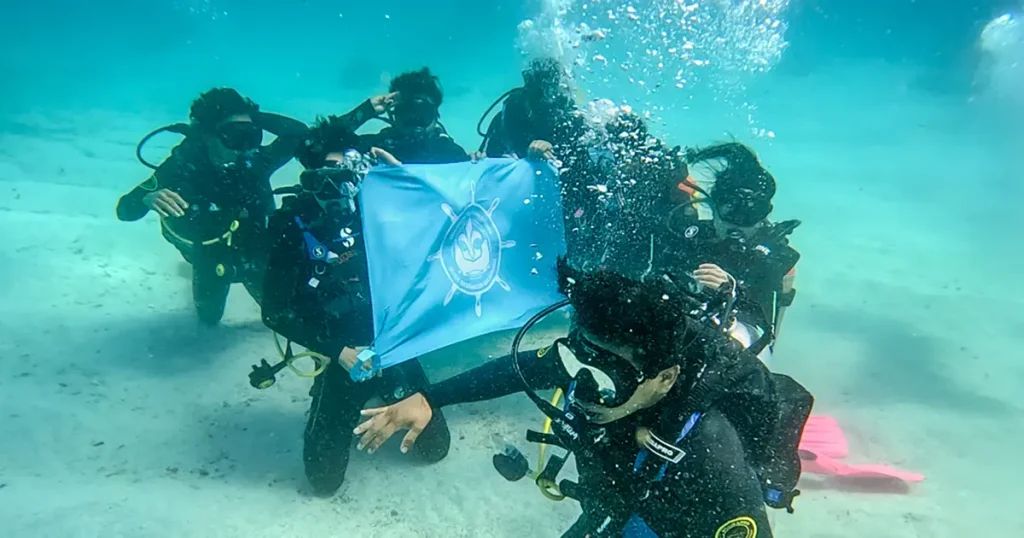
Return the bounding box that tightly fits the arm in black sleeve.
[115,143,193,221]
[422,347,568,409]
[115,183,152,221]
[335,99,379,133]
[254,112,309,170]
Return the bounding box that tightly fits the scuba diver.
[477,57,584,162]
[116,88,308,325]
[662,142,801,352]
[352,109,812,535]
[353,254,813,537]
[567,109,689,274]
[259,115,451,496]
[476,58,623,267]
[359,67,470,164]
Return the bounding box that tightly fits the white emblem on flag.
[429,181,516,316]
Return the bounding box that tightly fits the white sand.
[1,69,1022,537]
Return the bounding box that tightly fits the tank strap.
[632,412,703,482]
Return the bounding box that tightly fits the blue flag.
[358,158,566,373]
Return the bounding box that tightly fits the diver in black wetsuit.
[260,113,451,496]
[662,142,801,349]
[477,58,609,264]
[352,134,811,534]
[478,58,581,161]
[354,255,812,537]
[359,67,470,164]
[116,88,308,324]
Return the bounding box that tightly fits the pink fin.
[801,450,925,483]
[798,415,925,483]
[799,415,848,458]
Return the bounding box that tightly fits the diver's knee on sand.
[413,408,452,463]
[192,268,231,325]
[194,295,228,325]
[303,405,358,497]
[302,367,376,496]
[305,455,350,497]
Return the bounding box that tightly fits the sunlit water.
[0,1,1022,537]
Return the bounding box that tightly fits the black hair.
[558,257,688,361]
[604,113,688,212]
[685,142,776,226]
[685,142,776,201]
[189,88,259,131]
[522,57,565,89]
[295,116,364,169]
[605,110,650,145]
[389,67,444,107]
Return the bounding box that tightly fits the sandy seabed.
[1,70,1022,537]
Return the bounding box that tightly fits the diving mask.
[715,187,772,228]
[555,329,647,409]
[392,95,439,128]
[300,149,373,215]
[217,121,263,152]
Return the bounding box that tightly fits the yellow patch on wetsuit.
[138,175,159,191]
[536,345,551,358]
[714,516,757,538]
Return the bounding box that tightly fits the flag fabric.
[358,157,565,373]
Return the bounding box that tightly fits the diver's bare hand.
[527,140,555,162]
[470,151,486,163]
[143,188,188,218]
[693,263,734,291]
[354,393,433,454]
[338,346,371,372]
[371,147,402,166]
[370,92,398,114]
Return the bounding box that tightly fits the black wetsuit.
[480,88,608,264]
[421,329,812,537]
[262,193,451,495]
[481,88,550,159]
[360,123,470,164]
[116,113,307,324]
[260,102,460,494]
[658,211,800,337]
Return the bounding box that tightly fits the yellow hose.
[537,389,563,465]
[535,388,566,501]
[160,218,239,248]
[273,332,330,378]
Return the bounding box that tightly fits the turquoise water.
[1,1,1022,536]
